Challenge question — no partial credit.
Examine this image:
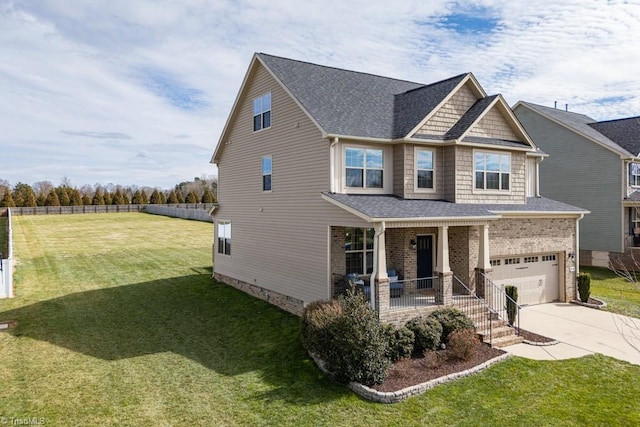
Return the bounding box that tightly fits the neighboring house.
[513,102,640,269]
[211,53,586,326]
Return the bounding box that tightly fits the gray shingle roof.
[625,190,640,202]
[445,95,498,139]
[322,193,587,220]
[517,102,634,157]
[589,117,640,156]
[257,53,468,139]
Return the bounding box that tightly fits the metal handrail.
[388,276,440,309]
[452,275,496,346]
[478,271,521,332]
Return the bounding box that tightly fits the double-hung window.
[217,221,231,255]
[630,163,640,187]
[475,151,510,190]
[345,227,374,275]
[416,149,434,190]
[262,156,272,191]
[253,92,271,131]
[345,148,383,188]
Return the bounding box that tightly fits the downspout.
[535,156,542,197]
[576,213,584,277]
[370,221,386,309]
[329,137,339,193]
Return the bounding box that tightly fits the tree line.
[0,177,217,208]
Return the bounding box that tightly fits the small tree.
[167,190,178,204]
[185,190,198,203]
[505,285,518,326]
[578,272,591,303]
[201,187,215,203]
[45,189,60,207]
[0,191,16,207]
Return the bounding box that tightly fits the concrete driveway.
[505,303,640,365]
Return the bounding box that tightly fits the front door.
[417,235,434,289]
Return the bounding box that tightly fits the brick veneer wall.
[214,272,305,316]
[489,217,576,301]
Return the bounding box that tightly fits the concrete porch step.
[487,334,524,348]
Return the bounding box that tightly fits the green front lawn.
[582,266,640,318]
[0,214,639,426]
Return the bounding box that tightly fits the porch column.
[373,222,389,317]
[435,226,453,306]
[476,224,492,299]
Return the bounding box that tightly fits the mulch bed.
[373,342,505,392]
[518,328,556,344]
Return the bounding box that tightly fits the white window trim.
[472,149,512,194]
[341,144,390,194]
[217,220,231,256]
[630,162,640,187]
[253,92,271,132]
[262,155,272,192]
[345,227,374,275]
[414,146,436,193]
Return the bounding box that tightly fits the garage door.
[490,254,559,305]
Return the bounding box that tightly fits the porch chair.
[387,269,404,298]
[346,273,370,297]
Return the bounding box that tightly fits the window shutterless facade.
[217,221,231,255]
[415,148,435,190]
[345,147,383,188]
[344,227,374,275]
[253,92,271,131]
[262,156,272,191]
[474,151,510,191]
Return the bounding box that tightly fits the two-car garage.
[490,254,560,305]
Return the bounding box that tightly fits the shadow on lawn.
[0,268,346,404]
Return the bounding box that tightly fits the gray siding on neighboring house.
[515,107,622,252]
[214,62,366,304]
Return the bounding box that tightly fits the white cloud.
[1,0,639,188]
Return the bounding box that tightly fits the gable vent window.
[253,92,271,131]
[345,148,383,188]
[475,152,510,191]
[630,163,640,187]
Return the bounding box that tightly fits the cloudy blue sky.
[1,0,639,189]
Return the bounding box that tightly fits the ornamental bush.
[505,285,519,326]
[447,328,479,361]
[405,316,442,354]
[300,287,390,386]
[578,272,591,303]
[382,323,415,362]
[428,307,474,344]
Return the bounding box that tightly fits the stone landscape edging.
[310,352,512,404]
[570,297,607,310]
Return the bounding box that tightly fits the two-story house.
[514,101,640,269]
[211,53,586,326]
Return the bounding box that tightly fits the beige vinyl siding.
[467,104,521,140]
[416,83,479,135]
[515,106,622,252]
[454,146,527,204]
[214,62,366,304]
[443,145,456,201]
[393,144,405,197]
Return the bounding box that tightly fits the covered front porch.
[330,221,495,324]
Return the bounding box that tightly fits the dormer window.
[630,163,640,187]
[253,92,271,131]
[475,151,510,191]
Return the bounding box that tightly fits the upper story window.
[217,221,231,255]
[475,151,510,191]
[262,156,272,191]
[346,147,383,188]
[416,148,434,190]
[253,92,271,131]
[630,163,640,187]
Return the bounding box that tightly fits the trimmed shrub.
[505,285,519,326]
[428,307,474,344]
[300,288,391,386]
[447,328,479,361]
[382,324,415,362]
[405,316,442,354]
[578,272,591,303]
